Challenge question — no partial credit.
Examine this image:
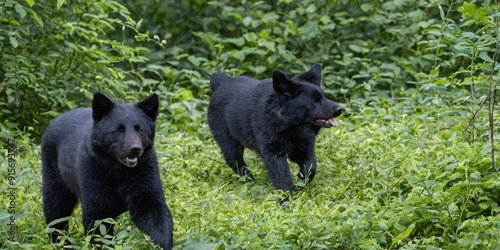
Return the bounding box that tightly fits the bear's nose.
[333,106,343,117]
[130,144,142,153]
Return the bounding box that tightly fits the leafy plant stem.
[434,0,457,69]
[487,25,499,171]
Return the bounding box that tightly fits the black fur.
[207,64,343,202]
[41,93,173,249]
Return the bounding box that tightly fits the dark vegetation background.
[1,0,499,249]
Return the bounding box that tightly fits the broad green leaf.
[393,223,415,244]
[262,12,279,23]
[242,16,252,27]
[478,51,493,62]
[259,29,270,40]
[469,171,481,180]
[226,37,245,47]
[19,243,37,248]
[348,44,367,53]
[56,0,65,9]
[15,4,26,19]
[378,221,389,231]
[26,9,44,27]
[24,0,35,7]
[9,36,18,48]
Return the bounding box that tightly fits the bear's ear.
[137,93,159,121]
[272,69,295,97]
[293,63,322,86]
[92,92,115,123]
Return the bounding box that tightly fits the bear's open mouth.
[119,155,139,167]
[314,118,338,128]
[115,148,142,167]
[125,156,138,165]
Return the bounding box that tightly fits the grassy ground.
[1,102,500,249]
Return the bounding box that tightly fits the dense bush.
[2,0,498,137]
[0,0,165,139]
[1,0,499,249]
[119,0,498,132]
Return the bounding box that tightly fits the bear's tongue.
[126,156,138,163]
[329,118,338,127]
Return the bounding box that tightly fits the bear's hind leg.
[42,165,77,244]
[221,140,253,180]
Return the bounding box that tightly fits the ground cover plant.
[1,0,499,249]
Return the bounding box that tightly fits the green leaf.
[56,0,65,9]
[262,12,279,23]
[24,0,35,7]
[136,18,143,30]
[360,3,372,12]
[19,243,38,248]
[348,44,368,53]
[429,69,439,77]
[438,4,445,20]
[187,55,201,67]
[226,37,245,47]
[305,4,316,13]
[183,242,222,250]
[458,2,476,17]
[15,4,27,19]
[478,51,493,62]
[470,171,481,180]
[378,221,389,231]
[231,50,246,61]
[208,227,219,237]
[242,16,252,27]
[259,29,270,40]
[9,36,18,48]
[99,223,107,235]
[393,223,415,244]
[319,15,331,25]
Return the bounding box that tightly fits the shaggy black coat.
[41,93,173,249]
[207,64,343,201]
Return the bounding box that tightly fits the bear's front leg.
[262,152,294,204]
[129,200,174,250]
[80,182,125,249]
[290,144,318,184]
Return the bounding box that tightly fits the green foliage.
[121,0,473,104]
[119,0,498,131]
[415,0,499,107]
[1,0,500,249]
[0,0,164,139]
[2,108,500,249]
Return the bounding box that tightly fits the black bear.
[207,64,343,202]
[41,92,173,249]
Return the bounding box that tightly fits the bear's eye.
[135,125,143,133]
[114,125,125,134]
[312,98,320,104]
